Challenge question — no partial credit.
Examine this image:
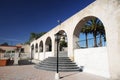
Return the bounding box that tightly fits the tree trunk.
[99,34,102,47]
[93,33,97,47]
[85,33,88,48]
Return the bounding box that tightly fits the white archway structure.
[39,41,43,52]
[73,16,109,78]
[54,30,68,57]
[45,37,52,52]
[31,0,120,79]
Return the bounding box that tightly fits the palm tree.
[29,32,46,43]
[97,22,106,47]
[29,33,37,42]
[81,25,91,48]
[86,18,100,47]
[86,18,106,47]
[36,32,46,39]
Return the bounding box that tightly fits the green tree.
[97,21,106,46]
[86,18,106,47]
[60,40,67,51]
[36,32,46,39]
[90,18,98,47]
[25,32,46,44]
[29,33,37,41]
[0,42,9,46]
[30,32,46,42]
[81,25,91,48]
[60,40,67,47]
[86,18,99,47]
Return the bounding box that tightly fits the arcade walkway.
[0,65,108,80]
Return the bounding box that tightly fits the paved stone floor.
[0,65,109,80]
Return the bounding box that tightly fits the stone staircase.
[35,57,80,72]
[54,51,68,57]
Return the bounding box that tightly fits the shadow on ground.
[60,73,80,79]
[18,59,35,65]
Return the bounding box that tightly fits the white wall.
[38,52,44,61]
[34,53,39,60]
[34,52,53,60]
[45,52,53,58]
[74,47,110,78]
[20,53,31,59]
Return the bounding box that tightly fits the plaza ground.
[0,64,108,80]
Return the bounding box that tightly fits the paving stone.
[0,65,108,80]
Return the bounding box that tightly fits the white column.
[67,33,74,61]
[43,40,46,59]
[55,73,60,80]
[14,53,19,65]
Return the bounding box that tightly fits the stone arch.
[35,43,38,53]
[39,40,43,52]
[72,16,109,77]
[45,37,52,52]
[73,16,107,49]
[31,44,34,49]
[31,44,34,59]
[55,30,68,57]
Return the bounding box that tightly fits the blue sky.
[0,0,95,45]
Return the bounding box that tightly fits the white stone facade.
[30,0,120,80]
[74,47,110,78]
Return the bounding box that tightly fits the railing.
[19,53,31,59]
[0,53,31,60]
[1,53,15,59]
[77,37,106,48]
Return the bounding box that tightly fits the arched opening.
[39,41,43,52]
[55,30,68,57]
[73,16,106,49]
[73,16,109,77]
[35,43,38,53]
[31,44,34,59]
[45,37,52,52]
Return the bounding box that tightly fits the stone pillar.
[43,40,46,59]
[14,53,19,65]
[105,1,120,79]
[53,37,57,57]
[67,33,74,61]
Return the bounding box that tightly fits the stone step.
[39,63,77,66]
[37,64,77,68]
[44,57,70,60]
[42,57,71,62]
[35,66,80,72]
[41,60,72,63]
[35,57,80,72]
[44,59,71,61]
[43,58,72,61]
[40,59,75,64]
[41,61,73,64]
[37,64,78,68]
